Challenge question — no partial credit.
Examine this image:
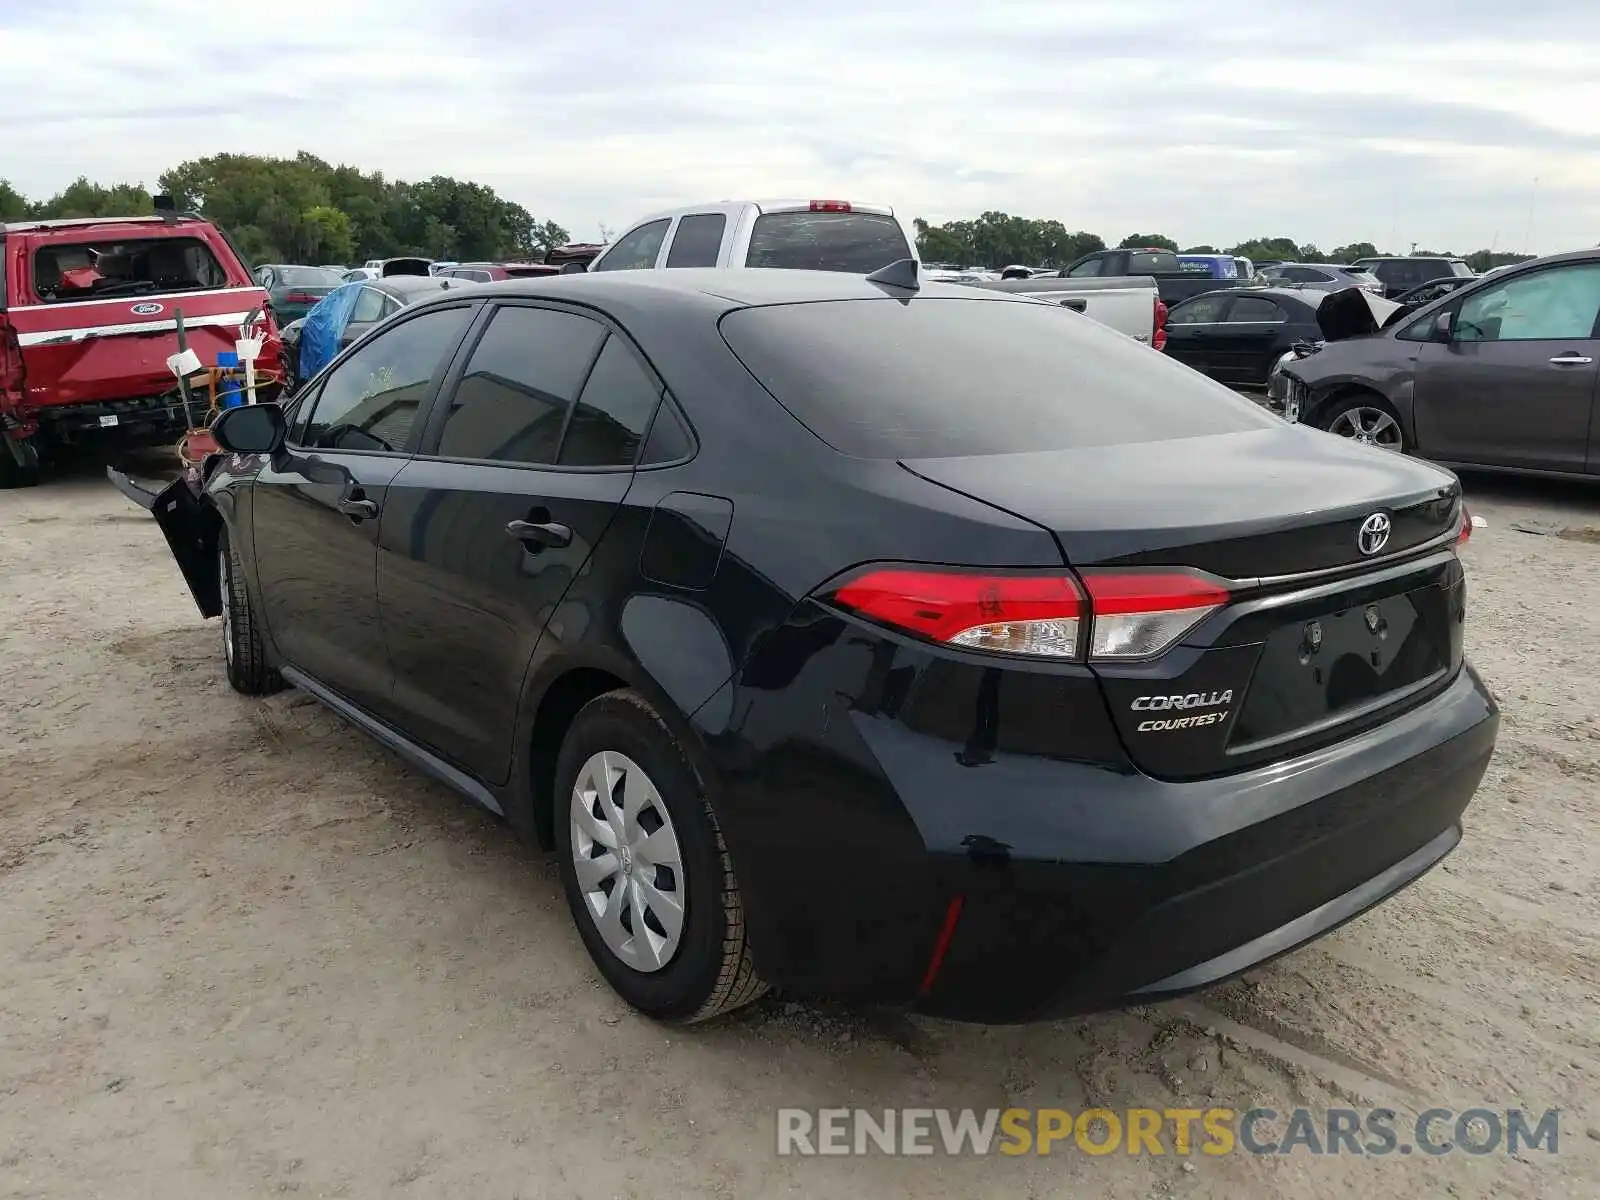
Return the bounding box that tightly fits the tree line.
[0,153,570,266]
[2,163,1536,276]
[913,212,1536,274]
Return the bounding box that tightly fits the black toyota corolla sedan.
[144,267,1498,1024]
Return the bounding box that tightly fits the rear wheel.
[554,690,767,1023]
[1319,394,1405,452]
[219,528,283,695]
[0,434,42,489]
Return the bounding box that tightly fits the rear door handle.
[1548,354,1593,365]
[337,496,379,520]
[505,519,572,549]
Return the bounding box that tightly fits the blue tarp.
[297,283,362,382]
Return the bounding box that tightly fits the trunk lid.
[10,286,272,409]
[902,426,1466,778]
[900,426,1461,580]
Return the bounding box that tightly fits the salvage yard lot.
[1,463,1597,1199]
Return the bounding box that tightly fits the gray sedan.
[1277,250,1600,477]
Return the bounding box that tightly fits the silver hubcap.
[219,547,235,666]
[569,751,686,973]
[1329,406,1402,450]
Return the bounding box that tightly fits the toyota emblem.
[1357,512,1392,556]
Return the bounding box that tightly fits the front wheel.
[219,528,283,695]
[554,690,767,1023]
[1320,395,1406,452]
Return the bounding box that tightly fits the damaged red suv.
[1,203,281,487]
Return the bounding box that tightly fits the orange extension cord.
[173,366,285,467]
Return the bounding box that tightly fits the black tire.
[218,527,283,695]
[1315,392,1407,452]
[0,434,43,489]
[554,690,767,1023]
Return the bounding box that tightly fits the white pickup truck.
[967,275,1166,348]
[582,199,1166,347]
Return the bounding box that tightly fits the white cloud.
[5,0,1598,254]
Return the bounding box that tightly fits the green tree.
[1180,244,1218,254]
[1463,249,1535,273]
[302,205,355,263]
[29,177,154,219]
[1117,233,1179,252]
[1327,242,1379,263]
[0,180,31,220]
[1226,237,1303,263]
[913,214,1103,269]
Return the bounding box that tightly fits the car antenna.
[865,258,920,291]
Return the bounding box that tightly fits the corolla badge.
[130,301,164,315]
[1357,512,1392,556]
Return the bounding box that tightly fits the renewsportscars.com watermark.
[776,1107,1562,1158]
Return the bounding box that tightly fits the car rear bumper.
[711,653,1497,1023]
[919,664,1496,1021]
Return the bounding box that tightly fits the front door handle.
[505,519,572,549]
[1548,354,1594,366]
[337,496,379,520]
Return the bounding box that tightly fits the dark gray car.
[1260,263,1383,293]
[1277,249,1600,477]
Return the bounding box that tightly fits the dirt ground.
[1,457,1597,1200]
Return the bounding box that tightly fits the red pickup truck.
[1,207,282,487]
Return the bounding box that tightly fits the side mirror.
[1431,310,1454,343]
[560,261,588,275]
[212,403,286,455]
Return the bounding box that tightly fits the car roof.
[1,215,211,236]
[405,268,1021,313]
[1179,286,1319,307]
[377,275,469,299]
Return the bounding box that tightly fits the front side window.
[301,306,473,452]
[1455,264,1600,342]
[559,336,663,467]
[592,219,670,271]
[1067,258,1103,278]
[1168,294,1230,324]
[434,306,606,465]
[665,213,727,268]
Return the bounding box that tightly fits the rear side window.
[559,336,663,467]
[665,214,727,268]
[1450,261,1475,277]
[31,235,227,303]
[1228,297,1284,322]
[435,306,606,465]
[743,211,911,273]
[593,219,669,271]
[720,298,1274,459]
[1127,251,1181,273]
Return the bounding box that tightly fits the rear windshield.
[279,266,344,286]
[743,211,911,273]
[32,236,228,303]
[720,298,1273,459]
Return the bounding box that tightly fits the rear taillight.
[808,200,853,213]
[1078,570,1228,660]
[1152,298,1169,352]
[0,318,23,398]
[829,568,1084,657]
[824,565,1229,662]
[283,290,319,304]
[1457,503,1473,545]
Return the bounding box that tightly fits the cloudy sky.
[7,0,1599,254]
